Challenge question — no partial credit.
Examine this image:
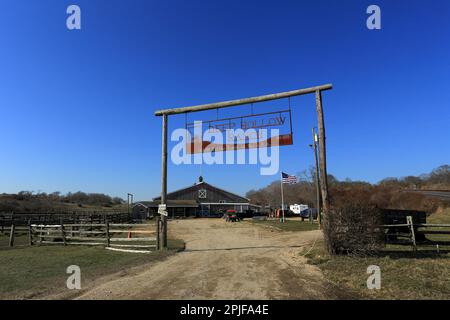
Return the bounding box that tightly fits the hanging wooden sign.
[185,109,293,154]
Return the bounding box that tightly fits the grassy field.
[0,235,184,299]
[428,207,450,224]
[304,208,450,300]
[247,218,319,232]
[0,230,30,247]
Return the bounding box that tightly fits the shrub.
[323,201,384,255]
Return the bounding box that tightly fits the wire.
[299,229,320,257]
[184,112,187,142]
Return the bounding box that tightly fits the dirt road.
[76,219,348,299]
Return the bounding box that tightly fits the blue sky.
[0,0,449,201]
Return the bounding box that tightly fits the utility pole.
[280,172,285,223]
[310,128,322,227]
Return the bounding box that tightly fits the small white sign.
[158,204,168,216]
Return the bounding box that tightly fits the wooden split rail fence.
[383,215,450,251]
[0,212,130,229]
[5,221,159,253]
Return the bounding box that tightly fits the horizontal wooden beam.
[154,83,333,116]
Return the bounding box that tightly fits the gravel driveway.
[76,218,347,299]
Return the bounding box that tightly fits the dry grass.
[428,207,450,224]
[247,218,319,232]
[304,208,450,300]
[0,236,184,299]
[305,241,450,300]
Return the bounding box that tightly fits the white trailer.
[289,204,309,215]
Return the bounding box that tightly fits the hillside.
[0,191,127,213]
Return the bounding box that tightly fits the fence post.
[28,219,33,246]
[156,216,161,251]
[106,220,110,247]
[407,216,417,251]
[60,218,67,246]
[9,223,15,247]
[39,225,43,245]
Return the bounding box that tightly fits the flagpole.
[280,172,285,223]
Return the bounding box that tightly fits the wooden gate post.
[106,220,110,247]
[315,90,330,215]
[312,127,322,227]
[160,113,168,249]
[156,216,161,251]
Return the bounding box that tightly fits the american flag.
[282,172,298,184]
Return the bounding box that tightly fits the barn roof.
[134,200,198,208]
[152,180,250,203]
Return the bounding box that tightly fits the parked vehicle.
[224,209,241,222]
[299,208,318,220]
[240,209,258,219]
[290,204,309,215]
[275,209,295,218]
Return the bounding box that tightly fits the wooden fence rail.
[0,212,131,229]
[382,216,450,251]
[3,221,158,253]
